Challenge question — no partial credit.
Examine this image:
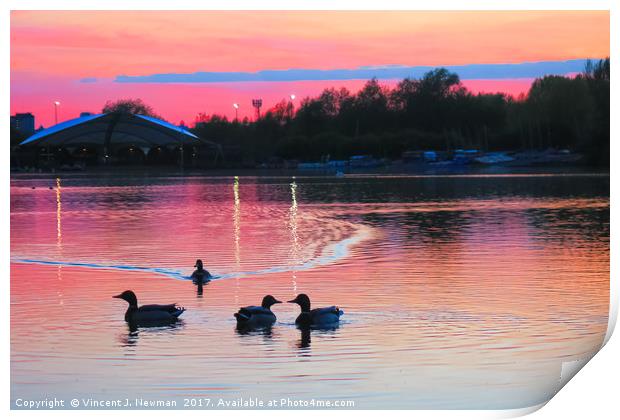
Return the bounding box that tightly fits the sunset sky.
[10,10,610,127]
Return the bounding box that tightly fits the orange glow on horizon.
[11,11,609,76]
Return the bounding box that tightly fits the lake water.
[10,173,609,409]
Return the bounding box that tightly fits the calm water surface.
[10,173,609,409]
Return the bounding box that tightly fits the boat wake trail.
[11,225,372,282]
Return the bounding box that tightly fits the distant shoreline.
[9,163,609,180]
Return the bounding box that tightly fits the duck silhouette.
[288,294,343,327]
[113,290,185,326]
[234,295,282,328]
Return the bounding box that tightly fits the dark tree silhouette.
[102,98,163,120]
[190,60,610,167]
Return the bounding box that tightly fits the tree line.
[191,58,609,166]
[11,58,609,167]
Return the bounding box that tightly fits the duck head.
[261,295,282,309]
[113,290,138,307]
[194,259,204,270]
[288,294,311,312]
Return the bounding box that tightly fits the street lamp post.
[54,101,60,125]
[233,103,239,122]
[289,94,296,119]
[48,101,61,164]
[179,121,186,169]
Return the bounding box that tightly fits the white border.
[3,1,616,419]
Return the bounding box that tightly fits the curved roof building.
[19,112,219,156]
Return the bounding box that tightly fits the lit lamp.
[233,103,239,122]
[53,101,61,125]
[289,94,296,117]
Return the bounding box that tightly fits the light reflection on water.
[10,174,609,409]
[289,179,299,293]
[233,176,241,304]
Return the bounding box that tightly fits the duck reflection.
[295,324,341,352]
[297,327,311,349]
[235,324,275,342]
[118,320,185,348]
[195,281,209,297]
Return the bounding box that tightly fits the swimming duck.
[234,295,282,328]
[191,259,212,284]
[288,294,343,327]
[113,290,185,325]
